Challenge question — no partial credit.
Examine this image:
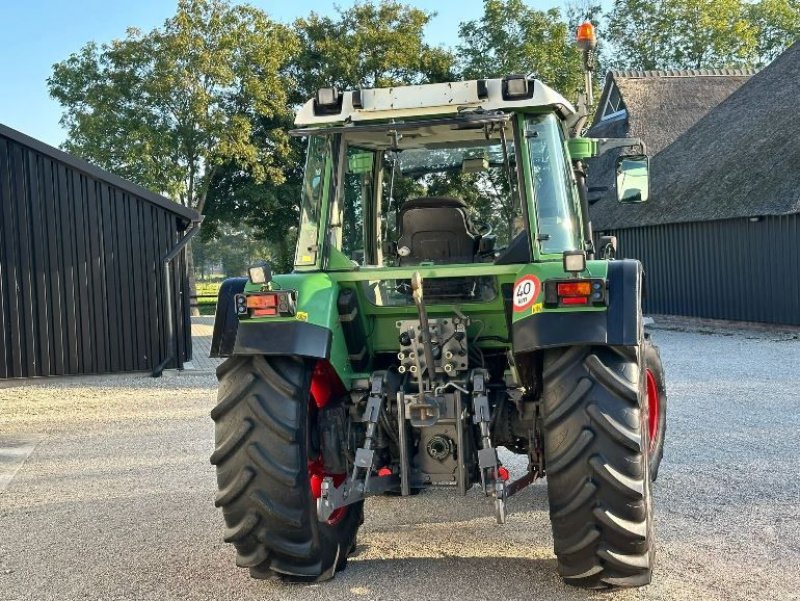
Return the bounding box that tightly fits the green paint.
[348,152,374,174]
[567,137,599,159]
[242,108,628,389]
[326,246,357,271]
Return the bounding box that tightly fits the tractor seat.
[397,197,480,265]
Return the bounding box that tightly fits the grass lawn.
[195,281,222,315]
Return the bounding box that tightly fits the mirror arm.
[596,137,647,157]
[565,96,591,138]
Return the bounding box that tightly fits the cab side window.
[336,146,375,265]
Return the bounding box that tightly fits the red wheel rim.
[308,361,348,526]
[308,457,347,526]
[645,368,659,453]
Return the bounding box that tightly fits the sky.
[0,0,572,148]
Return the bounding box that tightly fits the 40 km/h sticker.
[513,275,541,312]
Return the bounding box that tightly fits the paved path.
[188,316,223,372]
[1,326,798,600]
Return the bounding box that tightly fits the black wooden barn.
[587,42,800,325]
[0,123,200,379]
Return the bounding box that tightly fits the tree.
[606,0,798,70]
[458,0,583,98]
[662,0,757,69]
[293,1,455,100]
[49,0,299,308]
[49,0,298,215]
[204,1,457,274]
[605,0,678,69]
[748,0,800,64]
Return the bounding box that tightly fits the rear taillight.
[247,293,277,317]
[557,281,591,297]
[234,291,296,318]
[560,296,589,306]
[545,278,606,308]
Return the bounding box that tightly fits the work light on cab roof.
[209,17,667,591]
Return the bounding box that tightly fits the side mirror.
[615,154,649,203]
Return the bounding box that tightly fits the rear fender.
[209,277,248,358]
[214,272,354,387]
[512,259,644,352]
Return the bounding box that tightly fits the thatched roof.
[586,67,765,230]
[593,69,755,155]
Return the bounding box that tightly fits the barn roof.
[586,69,755,229]
[591,69,756,155]
[590,43,800,230]
[0,122,199,222]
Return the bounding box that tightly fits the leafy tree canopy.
[606,0,799,70]
[458,0,583,98]
[747,0,800,63]
[293,0,455,99]
[48,0,298,215]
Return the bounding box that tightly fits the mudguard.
[233,321,332,358]
[512,259,644,352]
[209,277,334,360]
[209,277,248,358]
[209,272,352,385]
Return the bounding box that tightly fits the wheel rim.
[308,362,349,527]
[308,457,347,526]
[645,368,660,453]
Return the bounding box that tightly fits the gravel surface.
[1,327,799,600]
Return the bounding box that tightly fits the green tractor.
[209,23,667,589]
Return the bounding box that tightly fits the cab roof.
[294,78,575,127]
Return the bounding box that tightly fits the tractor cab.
[290,79,587,276]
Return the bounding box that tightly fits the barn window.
[601,84,627,121]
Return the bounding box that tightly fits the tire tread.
[542,346,654,589]
[211,355,361,582]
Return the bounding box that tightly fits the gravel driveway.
[1,326,798,600]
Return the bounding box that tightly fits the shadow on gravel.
[336,556,622,600]
[0,372,218,390]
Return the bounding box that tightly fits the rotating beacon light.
[576,21,597,106]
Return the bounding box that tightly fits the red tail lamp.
[235,291,296,318]
[544,278,607,308]
[557,281,592,297]
[561,296,590,306]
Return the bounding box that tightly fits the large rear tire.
[211,355,362,581]
[542,346,654,588]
